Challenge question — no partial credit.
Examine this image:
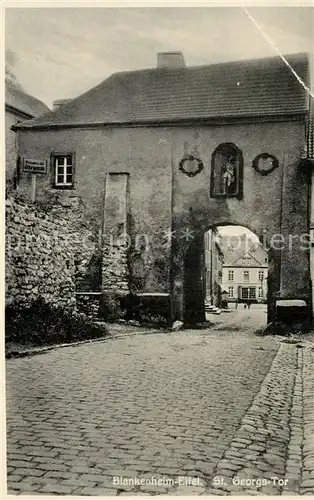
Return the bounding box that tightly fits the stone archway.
[171,220,281,326]
[183,232,206,324]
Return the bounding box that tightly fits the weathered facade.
[5,80,49,194]
[12,52,313,327]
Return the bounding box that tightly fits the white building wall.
[222,266,268,301]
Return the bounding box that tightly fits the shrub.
[5,297,107,346]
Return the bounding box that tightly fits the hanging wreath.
[179,154,204,177]
[252,153,279,176]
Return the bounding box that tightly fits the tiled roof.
[220,236,267,267]
[14,53,310,130]
[6,80,49,119]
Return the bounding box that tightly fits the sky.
[5,6,314,108]
[218,226,259,241]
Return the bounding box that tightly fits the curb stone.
[300,345,314,495]
[204,342,297,495]
[5,326,175,359]
[5,336,110,359]
[283,346,303,494]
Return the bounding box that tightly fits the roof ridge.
[6,79,49,118]
[6,80,47,104]
[111,52,309,77]
[13,52,309,130]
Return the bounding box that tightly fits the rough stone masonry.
[5,194,129,317]
[5,198,76,311]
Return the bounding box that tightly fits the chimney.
[52,99,71,111]
[157,51,185,69]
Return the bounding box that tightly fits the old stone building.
[12,51,313,327]
[5,80,49,194]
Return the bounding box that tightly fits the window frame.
[241,287,256,299]
[243,270,250,282]
[258,270,264,282]
[51,152,76,189]
[228,270,234,282]
[228,286,234,298]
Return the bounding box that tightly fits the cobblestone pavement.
[5,310,314,496]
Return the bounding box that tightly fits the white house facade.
[221,241,268,303]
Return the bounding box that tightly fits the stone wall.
[102,173,130,295]
[39,193,101,292]
[102,243,129,293]
[5,194,130,319]
[5,198,76,310]
[75,293,102,320]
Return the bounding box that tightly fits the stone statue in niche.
[221,155,237,195]
[210,142,243,199]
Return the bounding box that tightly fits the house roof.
[6,80,49,119]
[13,53,310,131]
[220,236,267,268]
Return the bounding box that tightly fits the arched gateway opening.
[170,130,311,331]
[183,224,276,327]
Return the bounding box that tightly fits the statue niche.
[210,143,243,199]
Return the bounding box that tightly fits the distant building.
[5,80,49,194]
[221,235,268,303]
[204,229,224,307]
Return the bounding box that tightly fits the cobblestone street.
[6,309,314,496]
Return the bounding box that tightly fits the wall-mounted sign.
[23,159,47,174]
[252,153,279,176]
[179,154,204,177]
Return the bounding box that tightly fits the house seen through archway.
[184,225,269,327]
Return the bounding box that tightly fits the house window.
[241,287,256,299]
[258,270,264,282]
[52,154,74,188]
[258,287,264,298]
[228,286,234,298]
[243,270,250,282]
[228,270,234,281]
